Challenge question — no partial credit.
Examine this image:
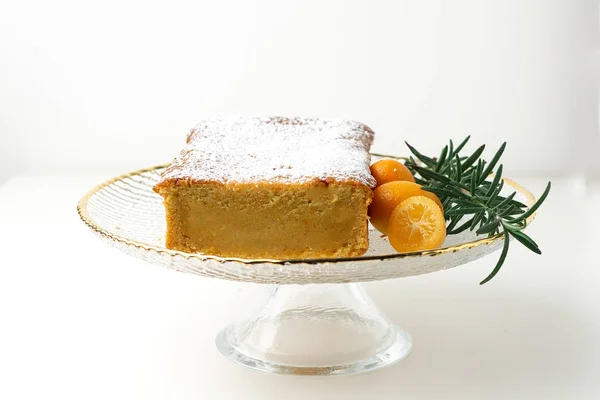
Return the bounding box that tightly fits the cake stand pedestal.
[216,283,411,375]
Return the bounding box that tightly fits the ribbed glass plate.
[77,155,536,284]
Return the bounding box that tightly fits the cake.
[153,116,376,259]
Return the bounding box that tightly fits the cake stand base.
[216,283,412,375]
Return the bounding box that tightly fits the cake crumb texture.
[158,181,372,259]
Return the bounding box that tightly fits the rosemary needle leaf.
[510,199,528,209]
[480,142,506,184]
[436,146,449,172]
[448,218,474,235]
[494,191,517,211]
[421,186,455,200]
[453,135,471,156]
[470,167,478,194]
[442,197,454,209]
[404,156,417,175]
[470,212,485,230]
[485,165,504,197]
[455,154,463,181]
[480,230,510,285]
[446,206,487,216]
[462,144,486,170]
[503,206,526,217]
[446,216,463,232]
[508,230,542,254]
[509,181,552,223]
[476,219,500,235]
[422,186,470,201]
[412,165,454,184]
[405,142,437,168]
[487,180,505,204]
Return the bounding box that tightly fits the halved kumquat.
[368,181,444,235]
[387,196,447,253]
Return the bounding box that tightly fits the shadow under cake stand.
[77,155,536,376]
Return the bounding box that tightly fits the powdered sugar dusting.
[159,116,376,187]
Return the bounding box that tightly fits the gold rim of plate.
[77,153,537,265]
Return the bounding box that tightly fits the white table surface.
[0,175,599,400]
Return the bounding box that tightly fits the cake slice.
[153,116,376,259]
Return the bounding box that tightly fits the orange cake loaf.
[153,117,376,259]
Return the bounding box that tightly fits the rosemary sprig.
[405,136,551,284]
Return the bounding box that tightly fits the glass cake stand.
[77,154,537,376]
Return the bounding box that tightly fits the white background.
[1,1,600,399]
[1,0,598,183]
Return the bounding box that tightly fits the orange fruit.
[388,196,447,253]
[370,159,415,186]
[368,181,444,234]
